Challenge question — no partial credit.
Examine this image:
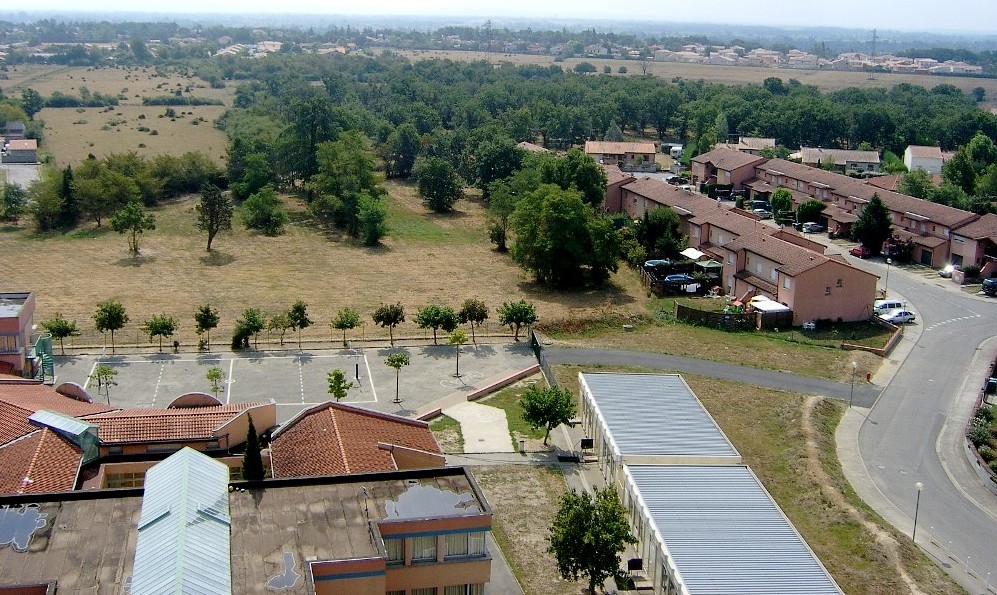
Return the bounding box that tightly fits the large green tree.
[548,486,636,595]
[519,385,576,445]
[511,185,620,287]
[309,131,386,235]
[242,414,265,481]
[769,188,794,223]
[414,304,459,345]
[458,298,488,344]
[94,299,129,354]
[497,300,537,341]
[796,199,826,224]
[372,303,405,346]
[384,122,421,178]
[287,300,312,348]
[415,156,463,213]
[40,313,80,355]
[898,168,934,199]
[242,186,288,236]
[331,307,361,346]
[194,304,220,349]
[110,201,156,254]
[851,194,893,255]
[142,314,178,351]
[637,207,684,258]
[196,184,233,251]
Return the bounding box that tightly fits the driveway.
[1,163,41,188]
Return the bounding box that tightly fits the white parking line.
[226,358,235,404]
[364,352,376,402]
[298,358,305,403]
[151,363,166,406]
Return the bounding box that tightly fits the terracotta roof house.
[904,145,944,175]
[691,147,766,190]
[950,213,997,269]
[800,147,880,173]
[269,401,444,478]
[0,292,37,377]
[0,428,86,494]
[600,164,633,212]
[585,140,657,172]
[715,136,776,155]
[718,233,879,324]
[0,449,494,595]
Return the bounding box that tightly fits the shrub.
[968,418,991,447]
[978,445,996,464]
[962,264,981,279]
[976,405,995,424]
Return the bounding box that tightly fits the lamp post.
[912,481,924,542]
[849,361,857,408]
[884,258,892,295]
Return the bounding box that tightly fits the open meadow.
[0,180,646,349]
[1,64,233,166]
[394,49,997,109]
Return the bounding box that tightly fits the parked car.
[751,208,772,219]
[801,222,825,233]
[849,245,871,258]
[877,308,916,324]
[983,278,997,296]
[873,299,905,315]
[664,273,695,284]
[938,264,959,278]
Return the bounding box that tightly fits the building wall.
[3,150,37,164]
[312,558,386,595]
[605,179,629,213]
[949,234,982,267]
[904,150,943,175]
[781,262,878,324]
[379,514,492,593]
[0,292,35,375]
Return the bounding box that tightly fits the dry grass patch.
[472,464,584,595]
[0,183,645,349]
[550,364,961,595]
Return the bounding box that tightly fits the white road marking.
[363,351,377,402]
[924,314,982,332]
[298,357,305,403]
[226,358,235,404]
[151,363,166,406]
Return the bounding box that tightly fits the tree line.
[39,298,539,353]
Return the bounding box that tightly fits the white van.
[873,299,904,315]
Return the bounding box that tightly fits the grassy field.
[550,365,961,595]
[1,64,233,167]
[393,49,997,109]
[0,181,646,348]
[540,301,883,382]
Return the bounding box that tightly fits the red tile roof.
[270,402,441,478]
[0,429,81,494]
[82,401,271,444]
[0,383,115,418]
[691,147,766,171]
[601,164,633,187]
[584,141,656,155]
[906,145,943,159]
[800,147,880,166]
[953,213,997,241]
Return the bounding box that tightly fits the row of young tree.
[39,298,540,353]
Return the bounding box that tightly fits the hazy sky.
[13,0,997,34]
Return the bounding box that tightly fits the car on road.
[984,278,997,296]
[938,264,959,278]
[801,222,825,233]
[849,245,871,258]
[751,208,772,219]
[877,308,916,324]
[663,273,695,284]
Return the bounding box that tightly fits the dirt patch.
[473,464,584,595]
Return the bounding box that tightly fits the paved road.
[544,346,882,406]
[849,259,997,590]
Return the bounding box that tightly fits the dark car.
[849,245,871,259]
[984,278,997,297]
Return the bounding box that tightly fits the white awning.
[680,247,706,260]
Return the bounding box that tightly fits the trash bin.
[519,439,525,454]
[986,378,997,394]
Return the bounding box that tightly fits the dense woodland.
[6,50,997,287]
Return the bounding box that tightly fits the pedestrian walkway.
[443,401,515,453]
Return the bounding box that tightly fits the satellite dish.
[168,393,222,408]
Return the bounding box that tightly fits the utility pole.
[871,29,877,58]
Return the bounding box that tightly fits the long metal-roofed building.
[578,372,842,595]
[624,465,841,595]
[579,373,741,485]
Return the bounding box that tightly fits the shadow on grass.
[199,251,235,266]
[114,254,156,267]
[516,277,638,309]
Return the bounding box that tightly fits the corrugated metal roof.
[580,373,738,459]
[627,465,842,595]
[132,447,231,595]
[28,410,97,442]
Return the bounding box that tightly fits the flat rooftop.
[0,293,30,318]
[580,373,739,460]
[627,465,841,595]
[0,468,486,592]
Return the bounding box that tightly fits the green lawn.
[477,378,552,448]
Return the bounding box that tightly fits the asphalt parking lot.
[53,342,538,424]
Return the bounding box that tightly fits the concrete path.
[444,401,515,453]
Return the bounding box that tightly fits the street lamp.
[884,258,893,295]
[912,481,924,541]
[849,361,857,408]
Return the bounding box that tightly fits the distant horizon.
[2,1,997,36]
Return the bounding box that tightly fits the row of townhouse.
[615,174,879,324]
[691,148,997,270]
